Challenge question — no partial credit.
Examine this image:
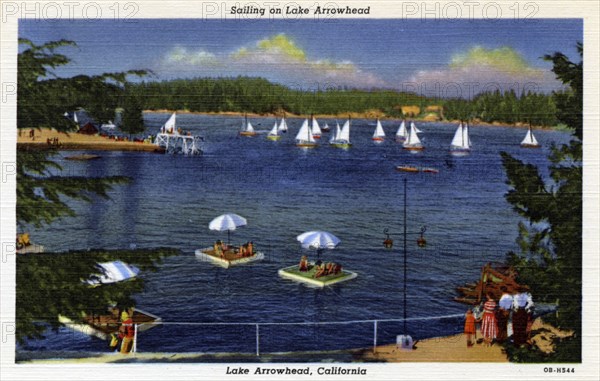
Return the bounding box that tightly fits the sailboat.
[311,115,322,139]
[411,121,423,134]
[396,120,407,142]
[520,125,541,148]
[372,119,386,142]
[295,119,317,148]
[329,122,341,144]
[321,122,331,133]
[330,118,352,149]
[450,122,472,155]
[278,115,288,133]
[162,112,177,134]
[267,120,281,141]
[240,114,258,137]
[403,121,424,151]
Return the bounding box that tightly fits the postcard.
[1,0,598,380]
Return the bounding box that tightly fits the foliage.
[443,90,558,126]
[16,248,180,343]
[119,90,146,136]
[501,43,582,350]
[16,149,129,228]
[16,40,177,344]
[127,77,430,116]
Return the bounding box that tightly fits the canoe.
[396,166,419,173]
[58,308,161,340]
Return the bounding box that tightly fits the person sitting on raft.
[237,244,246,258]
[314,263,326,278]
[325,262,335,275]
[214,240,224,258]
[246,241,254,257]
[332,263,342,274]
[298,256,309,272]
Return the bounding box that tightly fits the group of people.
[46,137,61,146]
[464,287,534,348]
[213,240,254,259]
[298,256,342,278]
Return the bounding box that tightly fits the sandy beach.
[17,129,162,152]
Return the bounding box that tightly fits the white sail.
[278,117,288,132]
[311,117,322,136]
[338,120,351,142]
[268,121,279,136]
[521,126,539,146]
[330,122,341,143]
[450,123,465,148]
[163,112,176,133]
[373,119,386,138]
[464,123,472,147]
[396,121,407,138]
[245,121,255,132]
[411,121,423,134]
[296,119,315,143]
[403,122,422,147]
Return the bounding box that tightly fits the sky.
[19,19,582,97]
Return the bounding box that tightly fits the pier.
[154,133,203,155]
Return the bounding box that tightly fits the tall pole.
[403,178,407,334]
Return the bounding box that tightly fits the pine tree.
[501,43,582,350]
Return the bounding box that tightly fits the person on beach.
[464,309,477,347]
[118,310,135,354]
[298,256,308,272]
[513,287,534,346]
[496,287,513,343]
[481,294,498,346]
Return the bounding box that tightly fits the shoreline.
[145,109,559,130]
[17,318,569,364]
[17,129,164,153]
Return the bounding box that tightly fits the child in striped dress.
[481,294,498,346]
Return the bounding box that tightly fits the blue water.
[23,114,570,354]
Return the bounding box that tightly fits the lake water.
[23,113,570,354]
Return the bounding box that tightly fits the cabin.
[78,122,99,135]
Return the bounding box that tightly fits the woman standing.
[481,294,498,346]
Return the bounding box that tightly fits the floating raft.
[58,308,161,340]
[195,247,264,268]
[278,265,357,287]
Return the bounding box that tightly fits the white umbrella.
[86,260,140,286]
[296,231,341,258]
[209,213,247,244]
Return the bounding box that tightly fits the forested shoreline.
[126,77,562,128]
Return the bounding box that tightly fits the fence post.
[255,324,260,356]
[373,321,378,354]
[133,324,138,355]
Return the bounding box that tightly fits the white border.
[1,1,598,380]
